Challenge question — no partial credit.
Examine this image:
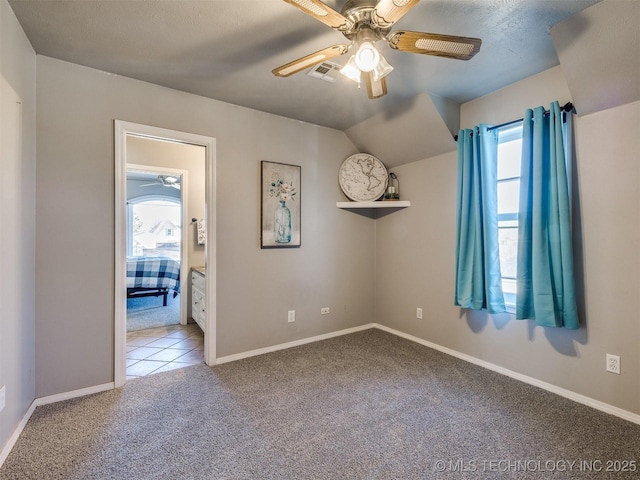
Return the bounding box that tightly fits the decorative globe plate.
[338,153,388,202]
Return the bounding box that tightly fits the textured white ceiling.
[8,0,604,131]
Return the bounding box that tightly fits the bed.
[126,256,180,306]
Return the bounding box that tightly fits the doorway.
[126,165,187,332]
[114,121,216,387]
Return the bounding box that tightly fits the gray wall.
[375,67,640,415]
[0,0,36,452]
[35,55,374,397]
[30,57,640,414]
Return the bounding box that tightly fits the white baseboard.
[34,382,114,407]
[0,382,114,467]
[0,401,37,467]
[216,322,640,425]
[4,323,639,468]
[215,323,375,365]
[373,323,640,426]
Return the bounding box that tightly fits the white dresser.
[191,267,205,332]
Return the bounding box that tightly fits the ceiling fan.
[141,175,181,190]
[273,0,481,99]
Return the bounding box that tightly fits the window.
[126,198,181,260]
[496,123,523,309]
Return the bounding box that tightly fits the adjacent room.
[1,0,638,477]
[124,135,207,379]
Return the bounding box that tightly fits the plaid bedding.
[126,256,180,293]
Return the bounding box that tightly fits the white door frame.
[126,163,189,326]
[114,120,216,387]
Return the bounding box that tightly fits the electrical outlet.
[321,307,330,315]
[288,310,295,323]
[0,385,6,413]
[416,307,423,319]
[606,354,620,374]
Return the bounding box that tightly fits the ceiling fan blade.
[372,0,421,29]
[364,72,388,99]
[388,30,481,60]
[272,44,349,77]
[140,182,178,188]
[140,175,181,187]
[282,0,353,31]
[160,175,180,186]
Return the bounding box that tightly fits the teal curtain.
[455,125,506,314]
[516,101,579,329]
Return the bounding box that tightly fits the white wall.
[34,56,374,397]
[375,67,640,415]
[0,0,36,454]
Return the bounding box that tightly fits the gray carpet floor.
[1,329,639,479]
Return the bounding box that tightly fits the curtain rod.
[453,102,574,141]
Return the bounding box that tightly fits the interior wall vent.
[307,61,342,83]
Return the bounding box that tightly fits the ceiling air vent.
[307,61,342,83]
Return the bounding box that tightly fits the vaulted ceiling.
[8,0,638,167]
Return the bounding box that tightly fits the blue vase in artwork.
[274,200,291,243]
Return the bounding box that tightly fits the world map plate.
[338,153,388,202]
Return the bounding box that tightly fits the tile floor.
[126,323,204,380]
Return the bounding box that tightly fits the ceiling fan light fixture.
[372,53,393,81]
[354,41,380,72]
[275,0,482,100]
[339,55,362,84]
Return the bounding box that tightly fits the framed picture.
[261,161,301,248]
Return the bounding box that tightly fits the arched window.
[127,195,181,259]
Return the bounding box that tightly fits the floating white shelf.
[336,201,410,219]
[336,201,411,209]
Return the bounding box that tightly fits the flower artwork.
[269,177,296,243]
[268,177,297,203]
[261,161,301,248]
